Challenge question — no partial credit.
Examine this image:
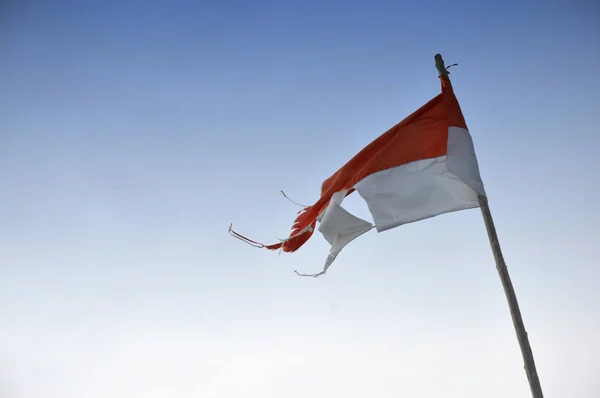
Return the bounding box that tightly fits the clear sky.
[1,1,599,397]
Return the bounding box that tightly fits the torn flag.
[230,75,486,276]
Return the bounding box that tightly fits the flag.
[230,75,486,277]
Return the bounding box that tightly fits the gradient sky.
[1,1,599,397]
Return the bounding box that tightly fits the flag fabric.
[230,75,486,277]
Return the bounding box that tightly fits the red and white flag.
[230,75,486,277]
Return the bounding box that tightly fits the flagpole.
[434,54,544,398]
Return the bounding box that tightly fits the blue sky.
[1,1,599,397]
